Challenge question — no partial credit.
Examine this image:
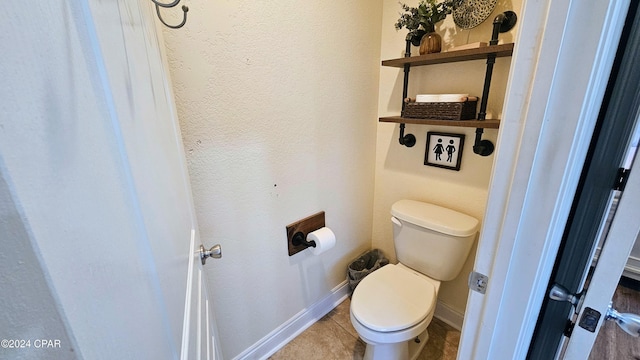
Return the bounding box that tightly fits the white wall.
[1,2,194,359]
[373,0,522,316]
[161,0,383,358]
[0,170,75,360]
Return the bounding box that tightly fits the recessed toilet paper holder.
[292,232,316,249]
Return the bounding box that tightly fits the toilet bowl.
[350,199,478,360]
[350,263,440,360]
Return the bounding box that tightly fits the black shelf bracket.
[399,123,416,147]
[473,11,518,156]
[398,40,416,147]
[392,12,516,154]
[473,128,495,156]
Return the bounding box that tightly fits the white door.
[1,1,221,359]
[87,2,223,357]
[184,230,223,360]
[85,1,225,358]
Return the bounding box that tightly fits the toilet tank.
[391,200,479,281]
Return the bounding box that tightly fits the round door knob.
[199,244,222,265]
[607,304,640,337]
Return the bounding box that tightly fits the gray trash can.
[347,249,389,292]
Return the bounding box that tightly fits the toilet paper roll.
[307,227,336,255]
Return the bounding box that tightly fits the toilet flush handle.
[391,216,402,227]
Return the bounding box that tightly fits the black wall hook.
[152,0,189,29]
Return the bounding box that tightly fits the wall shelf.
[382,28,515,155]
[381,43,514,68]
[379,116,500,129]
[382,12,518,155]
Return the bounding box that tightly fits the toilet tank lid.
[391,200,479,237]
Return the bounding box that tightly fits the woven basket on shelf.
[402,100,478,120]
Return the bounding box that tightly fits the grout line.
[325,300,366,345]
[328,316,364,345]
[325,306,357,340]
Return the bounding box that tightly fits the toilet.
[350,199,479,360]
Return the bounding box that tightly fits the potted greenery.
[395,0,454,54]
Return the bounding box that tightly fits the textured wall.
[1,2,195,359]
[373,0,522,316]
[161,1,383,358]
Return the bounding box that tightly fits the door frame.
[528,0,640,355]
[562,137,640,357]
[457,0,631,359]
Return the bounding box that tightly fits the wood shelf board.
[379,116,500,129]
[381,43,514,68]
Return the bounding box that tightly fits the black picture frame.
[425,132,465,171]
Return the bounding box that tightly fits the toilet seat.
[351,264,436,333]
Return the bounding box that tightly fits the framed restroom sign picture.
[425,132,465,171]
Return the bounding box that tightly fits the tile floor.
[269,298,460,360]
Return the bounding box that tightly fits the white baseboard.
[233,280,350,360]
[434,300,464,331]
[623,255,640,280]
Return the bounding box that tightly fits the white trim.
[197,267,203,360]
[181,230,196,360]
[624,255,640,268]
[458,0,575,356]
[434,301,464,331]
[623,266,640,281]
[458,0,630,359]
[233,281,350,360]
